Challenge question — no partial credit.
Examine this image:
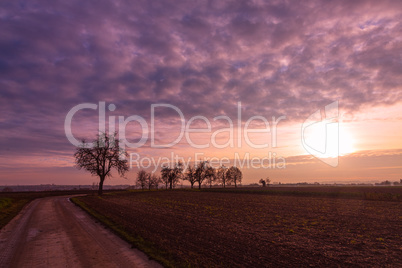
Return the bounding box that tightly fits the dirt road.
[0,196,162,268]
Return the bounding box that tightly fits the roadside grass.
[0,197,12,209]
[0,196,30,229]
[71,196,181,268]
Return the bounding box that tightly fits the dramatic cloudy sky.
[1,0,402,185]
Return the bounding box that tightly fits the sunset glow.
[0,0,401,185]
[1,2,402,267]
[339,128,356,156]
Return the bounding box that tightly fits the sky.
[1,0,402,185]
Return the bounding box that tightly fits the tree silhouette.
[74,132,128,195]
[227,166,242,188]
[150,174,161,190]
[205,166,216,188]
[136,170,148,190]
[259,177,270,187]
[217,165,228,188]
[265,177,271,187]
[161,171,169,189]
[184,165,197,189]
[195,161,209,189]
[161,162,183,189]
[137,170,161,190]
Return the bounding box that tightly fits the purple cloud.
[0,0,401,161]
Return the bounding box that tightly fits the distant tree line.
[375,180,402,186]
[72,132,245,193]
[2,187,13,192]
[73,133,401,195]
[136,161,243,190]
[259,177,271,187]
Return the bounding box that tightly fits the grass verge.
[0,197,31,229]
[71,196,180,268]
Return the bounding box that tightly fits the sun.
[339,128,356,156]
[303,122,356,158]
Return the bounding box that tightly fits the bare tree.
[150,174,161,189]
[195,161,209,189]
[205,166,216,188]
[227,166,242,188]
[259,178,266,187]
[173,162,184,188]
[138,170,161,190]
[265,177,271,187]
[217,165,228,188]
[184,165,197,188]
[161,162,184,189]
[161,171,169,189]
[74,132,128,195]
[147,173,161,190]
[146,172,153,190]
[136,170,148,190]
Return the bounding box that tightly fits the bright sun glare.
[303,124,356,158]
[339,128,356,156]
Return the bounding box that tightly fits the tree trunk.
[234,180,237,188]
[191,182,194,189]
[98,177,104,195]
[198,182,201,189]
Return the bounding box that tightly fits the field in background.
[204,186,402,201]
[73,187,402,267]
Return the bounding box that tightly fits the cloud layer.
[1,0,402,166]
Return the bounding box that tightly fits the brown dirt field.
[77,189,402,267]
